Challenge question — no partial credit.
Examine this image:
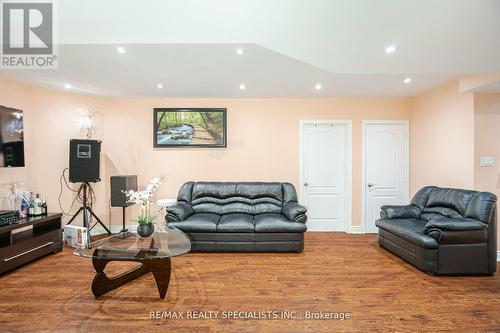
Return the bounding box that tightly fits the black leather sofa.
[166,182,307,252]
[375,186,497,275]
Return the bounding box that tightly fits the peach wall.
[474,93,500,248]
[409,81,475,195]
[0,75,410,229]
[0,76,93,213]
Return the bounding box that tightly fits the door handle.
[367,183,375,188]
[304,182,309,187]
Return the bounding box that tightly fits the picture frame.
[153,108,227,148]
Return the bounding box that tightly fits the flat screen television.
[153,108,227,148]
[0,106,24,167]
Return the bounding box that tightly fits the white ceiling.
[2,0,500,98]
[2,44,458,97]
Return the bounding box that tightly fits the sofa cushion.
[424,217,487,232]
[192,182,283,201]
[420,207,464,221]
[375,218,438,249]
[465,192,497,224]
[254,214,307,233]
[190,182,284,215]
[426,188,477,216]
[410,186,436,209]
[169,213,220,232]
[217,213,255,232]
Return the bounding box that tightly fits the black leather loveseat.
[375,186,497,275]
[166,182,307,252]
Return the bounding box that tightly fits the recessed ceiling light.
[236,48,244,55]
[157,83,163,89]
[116,46,126,54]
[239,84,246,90]
[64,83,72,89]
[315,83,322,90]
[384,45,398,54]
[403,77,412,84]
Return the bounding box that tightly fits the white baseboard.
[497,251,500,262]
[348,226,365,234]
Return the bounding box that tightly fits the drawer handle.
[4,242,54,262]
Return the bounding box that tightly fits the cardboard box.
[63,225,89,248]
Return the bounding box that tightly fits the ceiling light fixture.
[64,83,72,89]
[157,83,163,89]
[403,77,412,84]
[117,46,126,54]
[239,84,246,90]
[236,48,244,55]
[315,83,322,90]
[384,45,398,54]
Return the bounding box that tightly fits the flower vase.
[7,197,21,216]
[137,223,155,237]
[137,204,155,237]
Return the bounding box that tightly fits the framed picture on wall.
[153,108,227,148]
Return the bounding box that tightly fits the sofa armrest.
[424,217,488,244]
[380,205,420,219]
[166,202,194,222]
[282,203,308,223]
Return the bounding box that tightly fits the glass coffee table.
[74,226,191,299]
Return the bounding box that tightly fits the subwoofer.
[69,139,101,183]
[110,175,138,207]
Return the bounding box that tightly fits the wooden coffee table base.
[91,256,172,299]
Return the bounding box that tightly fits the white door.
[300,121,351,231]
[363,121,409,233]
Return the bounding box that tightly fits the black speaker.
[110,175,137,207]
[69,139,101,183]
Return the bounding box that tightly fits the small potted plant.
[125,177,163,237]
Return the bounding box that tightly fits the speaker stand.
[121,207,128,233]
[67,182,111,246]
[116,207,134,239]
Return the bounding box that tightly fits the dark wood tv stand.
[0,213,62,274]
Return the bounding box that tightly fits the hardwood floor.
[0,233,498,332]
